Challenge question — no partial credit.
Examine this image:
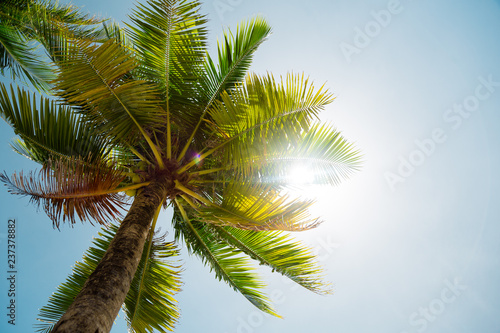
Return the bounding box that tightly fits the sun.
[287,165,315,185]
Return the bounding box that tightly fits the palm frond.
[124,226,182,333]
[35,223,182,333]
[127,0,208,159]
[54,38,165,150]
[1,0,102,38]
[47,0,100,23]
[0,24,54,90]
[21,0,103,39]
[210,226,331,294]
[178,16,271,160]
[174,200,279,316]
[0,157,127,228]
[127,0,207,104]
[202,16,271,102]
[181,72,333,173]
[252,122,362,186]
[176,180,321,231]
[25,8,102,66]
[100,20,130,46]
[0,82,110,165]
[0,0,104,91]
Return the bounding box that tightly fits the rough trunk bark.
[52,181,168,333]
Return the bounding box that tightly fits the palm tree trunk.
[51,181,168,333]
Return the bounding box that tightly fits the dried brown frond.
[0,157,127,228]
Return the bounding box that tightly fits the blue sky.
[1,0,500,332]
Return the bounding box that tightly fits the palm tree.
[0,0,104,91]
[0,0,361,332]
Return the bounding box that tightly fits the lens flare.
[193,153,201,165]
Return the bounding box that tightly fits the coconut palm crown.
[0,0,361,332]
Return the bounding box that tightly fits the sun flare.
[287,165,315,185]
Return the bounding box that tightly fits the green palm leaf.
[26,10,101,66]
[54,38,165,148]
[100,20,130,46]
[178,16,271,160]
[186,73,333,174]
[0,24,54,90]
[16,0,101,32]
[254,122,362,186]
[174,200,279,317]
[202,16,271,101]
[209,226,331,294]
[0,82,110,164]
[35,223,182,333]
[17,0,103,41]
[0,0,103,91]
[127,0,207,104]
[124,225,182,332]
[185,180,321,231]
[127,0,208,158]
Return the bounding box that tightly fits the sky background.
[1,0,500,332]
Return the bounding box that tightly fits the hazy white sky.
[1,1,500,332]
